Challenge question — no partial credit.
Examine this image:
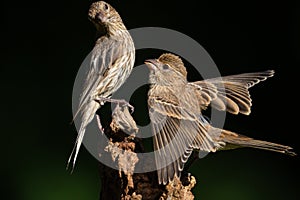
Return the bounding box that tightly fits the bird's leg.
[95,96,134,113]
[96,114,104,134]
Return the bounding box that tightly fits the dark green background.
[1,0,299,199]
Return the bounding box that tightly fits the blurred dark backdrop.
[1,0,299,199]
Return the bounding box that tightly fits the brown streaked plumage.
[145,53,295,185]
[68,1,135,170]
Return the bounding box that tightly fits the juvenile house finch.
[68,1,135,169]
[145,53,295,184]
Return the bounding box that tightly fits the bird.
[145,53,295,185]
[68,1,135,170]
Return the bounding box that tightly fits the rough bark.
[99,105,196,200]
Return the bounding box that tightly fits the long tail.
[215,129,296,156]
[67,100,100,171]
[67,125,86,172]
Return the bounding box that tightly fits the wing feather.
[191,70,274,115]
[149,95,217,184]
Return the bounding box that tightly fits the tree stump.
[99,105,196,200]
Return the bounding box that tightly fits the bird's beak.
[88,10,107,24]
[144,59,158,71]
[97,12,108,23]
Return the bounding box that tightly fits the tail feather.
[67,126,86,172]
[216,129,296,156]
[67,100,100,171]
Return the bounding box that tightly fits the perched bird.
[68,1,135,170]
[145,53,295,185]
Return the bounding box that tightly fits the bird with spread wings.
[145,53,295,185]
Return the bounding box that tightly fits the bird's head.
[145,53,188,86]
[88,1,124,33]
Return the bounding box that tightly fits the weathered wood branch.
[99,105,196,200]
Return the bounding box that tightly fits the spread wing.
[189,70,274,115]
[148,95,218,184]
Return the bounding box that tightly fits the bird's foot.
[94,97,134,113]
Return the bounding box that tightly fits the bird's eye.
[103,3,109,11]
[162,65,169,70]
